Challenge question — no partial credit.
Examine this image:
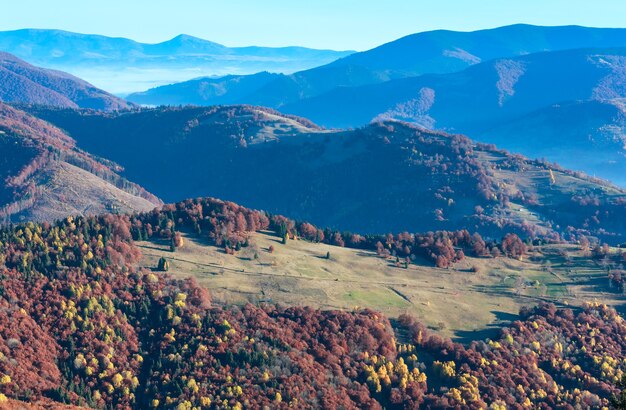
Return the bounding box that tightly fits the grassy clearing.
[138,231,625,340]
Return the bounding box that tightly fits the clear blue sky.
[2,0,626,50]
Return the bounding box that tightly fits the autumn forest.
[3,7,626,410]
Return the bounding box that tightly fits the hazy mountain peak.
[0,28,354,93]
[152,33,226,51]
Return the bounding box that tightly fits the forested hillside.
[0,52,132,110]
[0,197,624,408]
[24,105,626,243]
[0,103,160,222]
[4,13,626,410]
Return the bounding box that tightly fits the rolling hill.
[0,29,354,94]
[23,104,626,243]
[128,24,626,107]
[124,28,626,189]
[0,51,133,110]
[0,102,160,222]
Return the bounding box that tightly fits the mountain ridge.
[1,28,353,54]
[128,24,626,107]
[22,104,626,243]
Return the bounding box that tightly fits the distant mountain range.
[5,24,626,195]
[23,104,626,243]
[284,47,626,128]
[127,26,626,186]
[0,103,160,222]
[0,29,354,94]
[0,51,133,110]
[129,24,626,107]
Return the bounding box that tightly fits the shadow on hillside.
[256,230,283,244]
[453,310,519,344]
[614,303,626,317]
[356,251,379,258]
[137,243,168,253]
[575,275,613,294]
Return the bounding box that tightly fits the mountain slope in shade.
[129,63,384,108]
[0,103,160,222]
[23,105,626,243]
[280,47,626,185]
[0,29,354,94]
[129,24,626,107]
[284,47,626,128]
[0,52,133,110]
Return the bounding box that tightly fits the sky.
[2,0,626,51]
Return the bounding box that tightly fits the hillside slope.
[0,103,160,222]
[128,24,626,107]
[140,228,624,340]
[24,105,626,243]
[0,52,132,110]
